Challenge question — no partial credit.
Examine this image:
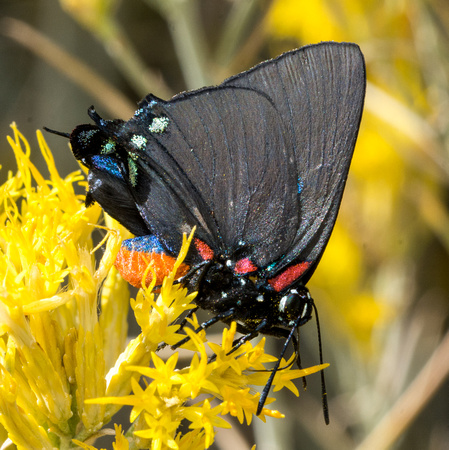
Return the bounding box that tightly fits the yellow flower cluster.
[0,125,326,449]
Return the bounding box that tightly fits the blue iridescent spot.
[121,235,164,253]
[297,177,304,194]
[91,155,124,180]
[266,262,276,272]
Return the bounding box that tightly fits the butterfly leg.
[172,308,236,349]
[226,319,269,355]
[156,307,199,352]
[176,306,199,330]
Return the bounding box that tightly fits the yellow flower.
[183,399,231,449]
[268,0,368,43]
[1,125,327,449]
[0,124,115,447]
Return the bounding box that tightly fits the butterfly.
[46,41,366,422]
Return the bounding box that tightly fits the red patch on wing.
[268,262,311,292]
[115,248,189,288]
[194,238,214,261]
[234,258,258,274]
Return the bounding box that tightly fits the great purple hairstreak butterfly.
[46,41,366,422]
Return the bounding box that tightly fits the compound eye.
[279,288,312,323]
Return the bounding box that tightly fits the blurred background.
[1,0,449,449]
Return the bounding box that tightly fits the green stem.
[0,17,135,118]
[215,0,263,68]
[95,20,173,99]
[146,0,209,89]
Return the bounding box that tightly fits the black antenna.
[43,127,70,138]
[312,302,329,424]
[256,316,303,415]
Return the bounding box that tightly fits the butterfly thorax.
[191,260,314,334]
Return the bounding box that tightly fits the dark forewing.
[126,87,300,262]
[119,42,365,272]
[223,42,366,279]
